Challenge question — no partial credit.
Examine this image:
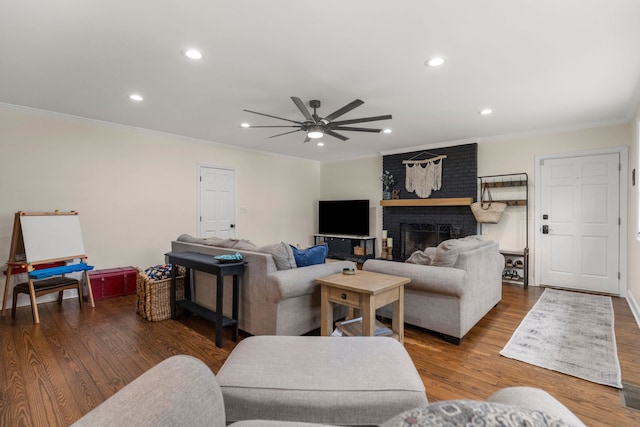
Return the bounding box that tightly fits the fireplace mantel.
[380,197,473,207]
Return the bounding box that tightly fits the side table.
[315,270,409,343]
[165,251,246,348]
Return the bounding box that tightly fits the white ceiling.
[1,1,640,163]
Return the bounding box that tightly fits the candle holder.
[381,237,393,260]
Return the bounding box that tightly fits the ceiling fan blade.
[333,126,382,133]
[291,97,314,122]
[268,129,303,138]
[243,109,302,125]
[324,130,349,141]
[323,99,365,122]
[245,125,300,128]
[331,114,392,126]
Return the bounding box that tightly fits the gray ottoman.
[216,336,428,426]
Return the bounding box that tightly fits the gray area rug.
[500,288,622,388]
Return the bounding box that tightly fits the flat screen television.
[318,199,370,236]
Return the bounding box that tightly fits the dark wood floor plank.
[14,316,76,426]
[42,301,110,417]
[1,284,639,426]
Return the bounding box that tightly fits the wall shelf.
[379,198,473,207]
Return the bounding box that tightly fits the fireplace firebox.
[400,223,460,260]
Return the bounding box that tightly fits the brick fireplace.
[382,143,477,260]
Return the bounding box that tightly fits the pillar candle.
[387,237,393,247]
[382,230,388,239]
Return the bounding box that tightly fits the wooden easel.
[1,211,95,323]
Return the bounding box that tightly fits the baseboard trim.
[626,290,640,329]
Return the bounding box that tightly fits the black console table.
[165,251,246,348]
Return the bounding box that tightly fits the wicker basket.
[470,201,507,224]
[470,185,507,224]
[136,271,185,321]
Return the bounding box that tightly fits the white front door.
[539,153,620,294]
[199,166,236,238]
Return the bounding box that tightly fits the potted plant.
[380,170,395,200]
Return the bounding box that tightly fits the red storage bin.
[88,267,138,300]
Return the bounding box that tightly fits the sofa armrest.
[268,261,356,301]
[363,259,466,297]
[488,387,586,427]
[71,356,226,427]
[454,242,504,278]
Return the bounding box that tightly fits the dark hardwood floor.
[1,283,639,426]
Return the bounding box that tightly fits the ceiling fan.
[242,97,392,142]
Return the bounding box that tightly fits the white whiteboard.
[20,214,86,263]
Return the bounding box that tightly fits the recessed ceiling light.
[383,128,392,134]
[426,57,445,67]
[183,49,203,60]
[129,94,143,101]
[479,108,493,115]
[240,122,250,128]
[316,141,325,147]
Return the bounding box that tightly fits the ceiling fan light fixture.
[307,125,324,139]
[240,122,250,128]
[383,128,392,134]
[316,141,325,147]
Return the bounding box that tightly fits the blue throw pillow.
[290,243,328,267]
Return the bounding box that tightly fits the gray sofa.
[71,354,586,426]
[171,234,354,336]
[363,236,504,344]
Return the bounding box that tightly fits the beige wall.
[479,124,631,286]
[0,107,320,277]
[319,156,383,251]
[320,123,633,294]
[627,110,640,318]
[3,104,637,316]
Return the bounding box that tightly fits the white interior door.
[199,166,236,238]
[539,153,620,294]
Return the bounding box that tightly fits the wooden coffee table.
[316,270,410,343]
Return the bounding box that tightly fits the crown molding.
[0,102,322,164]
[379,137,480,156]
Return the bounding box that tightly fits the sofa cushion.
[257,242,297,270]
[176,234,258,251]
[233,240,259,251]
[380,400,576,427]
[177,233,206,244]
[405,247,437,265]
[431,235,488,267]
[290,243,328,267]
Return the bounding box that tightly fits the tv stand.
[313,234,376,264]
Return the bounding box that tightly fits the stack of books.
[332,317,393,337]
